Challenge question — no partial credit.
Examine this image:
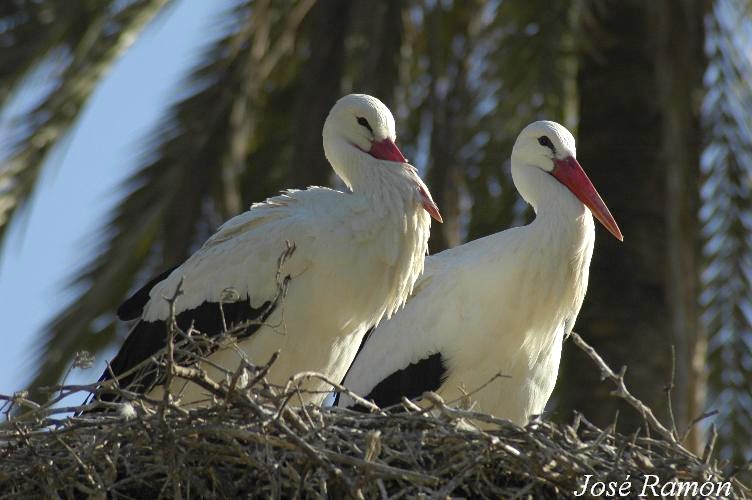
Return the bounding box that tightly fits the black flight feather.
[353,353,448,410]
[117,265,179,321]
[100,283,275,402]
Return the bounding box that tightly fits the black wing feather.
[117,266,179,321]
[357,353,448,409]
[98,298,274,402]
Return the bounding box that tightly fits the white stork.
[339,121,622,425]
[99,94,441,407]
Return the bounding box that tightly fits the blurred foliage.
[701,0,752,463]
[0,0,170,234]
[0,0,749,466]
[1,0,575,396]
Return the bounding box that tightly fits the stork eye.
[538,135,555,152]
[357,116,373,133]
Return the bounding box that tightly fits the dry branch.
[569,332,682,446]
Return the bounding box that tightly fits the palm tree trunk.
[424,3,475,253]
[557,0,705,452]
[289,0,352,189]
[352,0,403,107]
[650,0,707,453]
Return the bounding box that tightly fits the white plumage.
[103,94,441,407]
[340,121,622,425]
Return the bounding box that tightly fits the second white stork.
[97,94,441,407]
[340,121,621,425]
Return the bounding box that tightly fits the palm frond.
[702,0,752,462]
[0,0,171,244]
[0,0,109,109]
[27,0,321,394]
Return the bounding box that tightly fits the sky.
[0,0,229,396]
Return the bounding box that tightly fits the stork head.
[323,94,405,166]
[512,121,623,241]
[323,94,442,222]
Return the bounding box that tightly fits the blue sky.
[0,0,228,395]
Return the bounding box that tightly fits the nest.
[1,325,748,498]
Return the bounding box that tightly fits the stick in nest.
[569,332,687,450]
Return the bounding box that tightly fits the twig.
[665,344,679,441]
[570,332,686,450]
[160,277,185,417]
[284,371,385,415]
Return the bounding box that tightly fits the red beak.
[366,138,442,223]
[552,156,623,241]
[368,138,407,163]
[418,184,443,223]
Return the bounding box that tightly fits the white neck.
[324,136,422,214]
[511,162,594,249]
[467,162,596,340]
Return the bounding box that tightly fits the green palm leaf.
[0,0,171,242]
